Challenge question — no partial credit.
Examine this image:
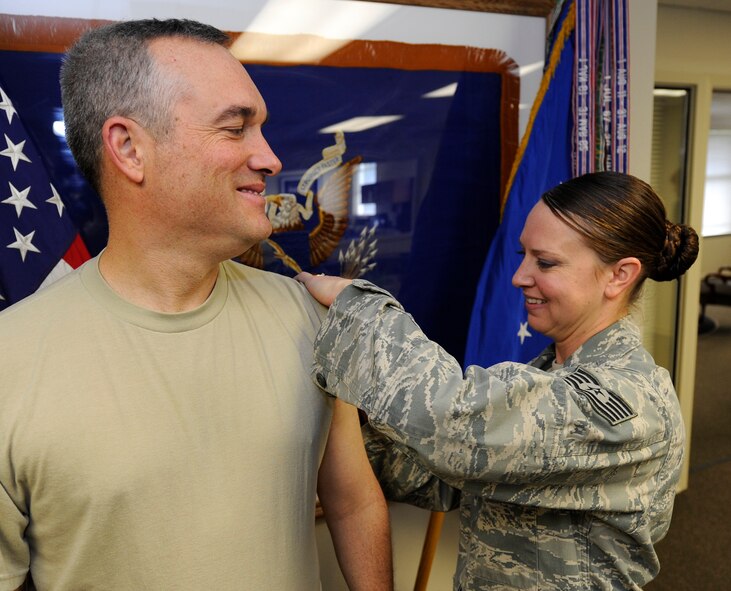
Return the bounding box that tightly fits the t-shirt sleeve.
[0,481,29,590]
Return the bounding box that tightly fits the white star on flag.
[2,181,36,217]
[1,133,32,171]
[0,82,91,309]
[46,183,65,217]
[0,87,16,125]
[517,321,532,345]
[7,227,41,261]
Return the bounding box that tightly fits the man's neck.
[98,244,220,313]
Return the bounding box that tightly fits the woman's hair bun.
[650,220,700,282]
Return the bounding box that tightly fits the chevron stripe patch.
[564,368,637,426]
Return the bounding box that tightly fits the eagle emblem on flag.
[236,130,364,276]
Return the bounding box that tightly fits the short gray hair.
[60,18,230,195]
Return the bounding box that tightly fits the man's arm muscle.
[318,400,393,591]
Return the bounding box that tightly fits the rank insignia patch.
[564,368,637,426]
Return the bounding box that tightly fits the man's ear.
[101,116,147,184]
[605,257,642,300]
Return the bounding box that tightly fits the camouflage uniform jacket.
[311,280,685,591]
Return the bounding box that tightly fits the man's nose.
[250,132,282,176]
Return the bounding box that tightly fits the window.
[703,90,731,237]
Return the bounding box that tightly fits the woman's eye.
[537,259,556,270]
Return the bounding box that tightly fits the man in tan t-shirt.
[0,18,392,591]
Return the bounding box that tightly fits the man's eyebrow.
[212,106,269,125]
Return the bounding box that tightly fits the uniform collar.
[532,317,641,370]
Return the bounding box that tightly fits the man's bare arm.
[317,400,393,591]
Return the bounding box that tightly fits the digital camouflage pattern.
[312,280,685,591]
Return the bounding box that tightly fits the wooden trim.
[0,15,111,52]
[359,0,555,17]
[231,31,514,71]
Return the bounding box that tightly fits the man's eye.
[227,126,245,136]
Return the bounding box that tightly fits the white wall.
[654,4,731,490]
[656,4,731,277]
[628,0,657,182]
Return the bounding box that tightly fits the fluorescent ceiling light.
[422,83,458,98]
[319,116,403,134]
[653,88,687,97]
[243,0,397,37]
[230,0,398,63]
[231,32,345,64]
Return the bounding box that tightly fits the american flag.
[0,82,90,312]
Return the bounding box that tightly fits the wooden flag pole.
[413,511,446,591]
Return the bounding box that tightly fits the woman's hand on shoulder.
[295,272,352,307]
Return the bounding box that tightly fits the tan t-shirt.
[0,257,332,590]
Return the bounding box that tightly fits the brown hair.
[541,171,699,302]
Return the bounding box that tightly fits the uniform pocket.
[464,502,538,590]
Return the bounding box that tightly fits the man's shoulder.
[223,260,325,314]
[0,266,87,329]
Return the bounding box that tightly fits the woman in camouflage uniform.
[298,171,699,591]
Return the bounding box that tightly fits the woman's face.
[511,200,615,358]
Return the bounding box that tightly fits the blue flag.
[464,1,576,366]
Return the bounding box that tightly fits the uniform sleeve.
[0,481,29,590]
[362,423,460,512]
[312,281,672,504]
